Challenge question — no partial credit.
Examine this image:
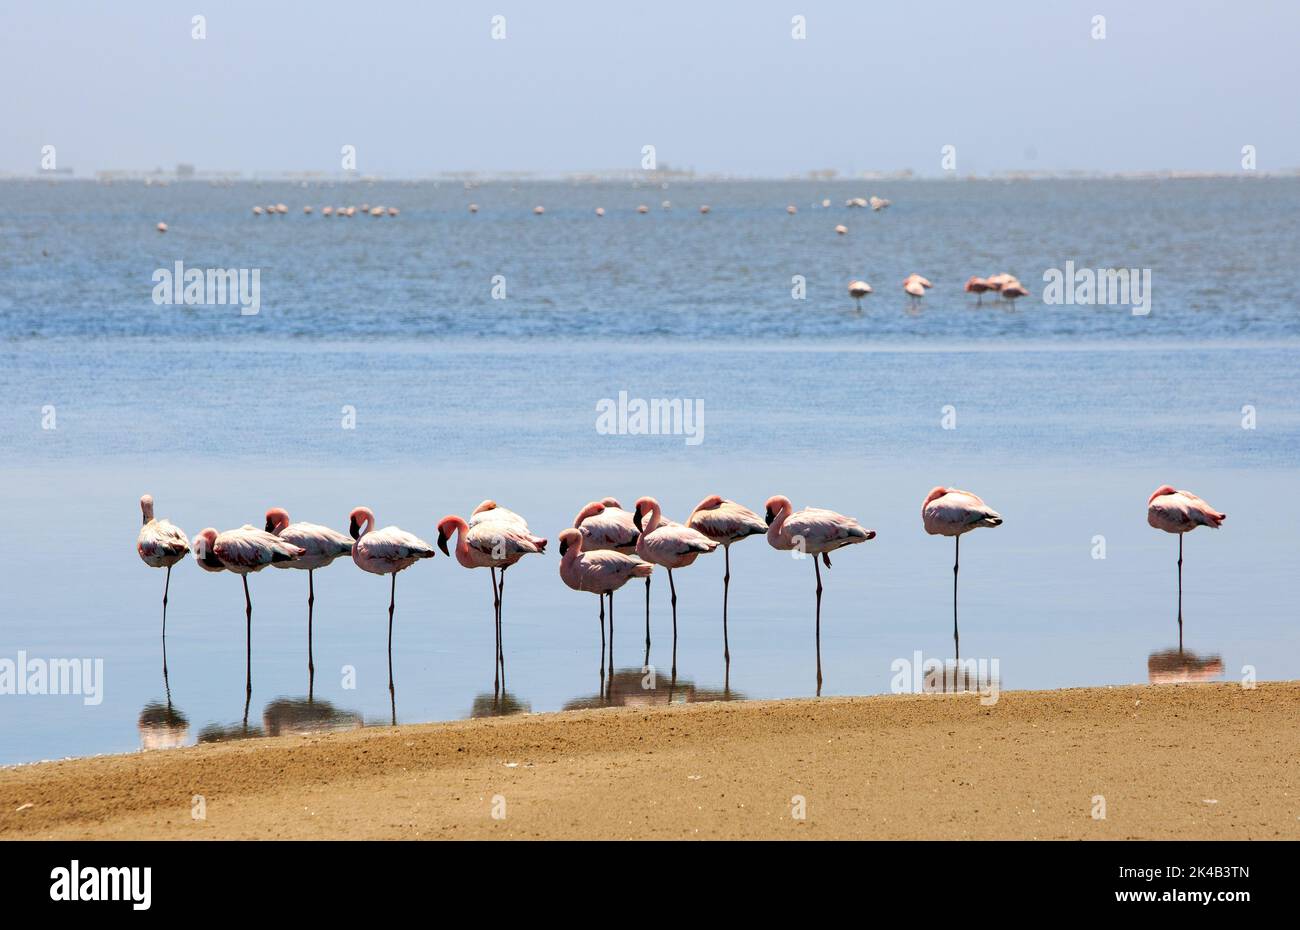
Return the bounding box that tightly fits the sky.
[2,0,1297,177]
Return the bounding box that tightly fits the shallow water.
[0,180,1297,765]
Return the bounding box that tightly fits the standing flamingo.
[465,501,547,685]
[437,513,545,696]
[686,496,766,682]
[921,487,1003,669]
[848,280,873,309]
[192,525,304,719]
[264,507,353,694]
[558,528,654,695]
[1000,280,1029,305]
[573,499,643,663]
[764,496,875,694]
[1147,486,1225,650]
[903,274,931,308]
[964,276,991,306]
[633,497,718,677]
[349,506,436,722]
[136,495,189,652]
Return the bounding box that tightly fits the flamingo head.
[557,527,582,557]
[695,494,724,512]
[348,506,375,540]
[435,515,466,557]
[192,528,223,571]
[763,495,792,526]
[1148,485,1178,505]
[922,487,951,511]
[574,501,606,527]
[264,507,290,534]
[471,500,498,518]
[599,496,623,509]
[140,494,155,524]
[632,496,659,531]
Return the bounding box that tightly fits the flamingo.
[686,496,766,680]
[904,277,927,306]
[633,496,718,676]
[984,272,1015,294]
[136,495,189,656]
[349,506,436,720]
[921,487,1003,668]
[699,205,711,214]
[964,276,991,305]
[787,205,797,214]
[533,205,545,215]
[437,513,545,695]
[1147,486,1225,650]
[192,525,303,713]
[264,507,353,692]
[469,203,479,213]
[764,496,875,693]
[465,501,546,685]
[870,196,891,211]
[573,498,643,660]
[637,204,649,213]
[835,224,848,235]
[155,222,168,233]
[558,528,654,694]
[1000,280,1029,305]
[848,280,873,309]
[595,207,605,216]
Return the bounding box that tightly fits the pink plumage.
[348,506,436,575]
[633,496,718,568]
[574,499,639,554]
[921,487,1003,537]
[136,494,190,569]
[686,495,766,546]
[764,495,876,554]
[264,507,352,571]
[1147,486,1225,534]
[558,528,653,594]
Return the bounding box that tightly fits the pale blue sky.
[3,0,1296,176]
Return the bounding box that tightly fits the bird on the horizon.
[1147,486,1225,650]
[764,495,875,694]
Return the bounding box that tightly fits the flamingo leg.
[608,589,615,675]
[488,567,501,694]
[161,565,171,678]
[953,534,961,674]
[644,576,652,664]
[307,569,315,696]
[388,572,396,725]
[598,592,606,694]
[722,545,731,676]
[498,566,507,690]
[242,574,252,699]
[1177,533,1184,652]
[814,556,823,695]
[668,568,679,678]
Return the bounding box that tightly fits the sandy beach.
[2,681,1296,840]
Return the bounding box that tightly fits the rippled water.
[0,179,1296,766]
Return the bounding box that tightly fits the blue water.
[1,179,1297,765]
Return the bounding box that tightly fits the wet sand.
[2,682,1296,840]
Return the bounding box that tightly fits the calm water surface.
[0,179,1296,765]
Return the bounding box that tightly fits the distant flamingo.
[136,495,189,653]
[264,507,353,691]
[349,506,436,720]
[1147,486,1225,649]
[835,224,848,235]
[574,499,643,662]
[634,496,718,676]
[193,525,304,711]
[848,280,873,309]
[437,513,545,695]
[964,276,991,305]
[764,496,875,693]
[984,272,1015,294]
[686,495,766,680]
[558,528,654,693]
[921,487,1003,666]
[465,501,546,685]
[1000,280,1029,305]
[903,277,927,306]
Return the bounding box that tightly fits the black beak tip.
[558,540,569,556]
[764,507,774,526]
[633,508,643,531]
[436,532,450,558]
[348,519,359,540]
[264,519,274,533]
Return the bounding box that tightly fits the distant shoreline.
[3,681,1296,840]
[5,172,1299,184]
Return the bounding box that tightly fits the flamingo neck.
[644,502,662,534]
[766,501,791,544]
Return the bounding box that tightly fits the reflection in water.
[470,691,531,718]
[262,698,364,736]
[137,701,190,750]
[563,667,744,711]
[198,720,264,744]
[1148,648,1224,685]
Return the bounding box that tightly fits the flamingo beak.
[348,516,359,540]
[264,517,275,533]
[764,506,775,526]
[632,506,643,531]
[436,529,450,558]
[558,538,569,556]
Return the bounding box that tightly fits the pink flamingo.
[764,496,875,693]
[686,495,766,678]
[136,495,189,647]
[349,506,436,719]
[558,528,654,692]
[633,496,718,676]
[1000,280,1029,305]
[964,276,991,305]
[437,513,545,695]
[464,500,546,683]
[573,498,645,658]
[264,507,353,690]
[1147,486,1225,649]
[921,487,1003,665]
[192,525,304,710]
